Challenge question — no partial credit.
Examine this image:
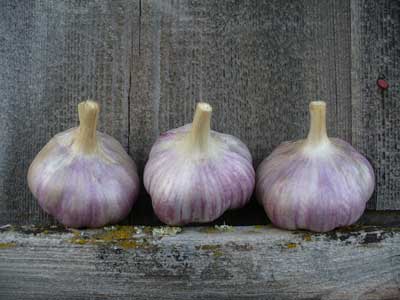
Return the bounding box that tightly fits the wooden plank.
[137,0,352,167]
[358,211,400,227]
[351,0,400,210]
[0,225,399,299]
[0,0,135,225]
[128,0,161,224]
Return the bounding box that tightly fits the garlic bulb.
[144,102,255,225]
[28,101,139,228]
[256,101,375,232]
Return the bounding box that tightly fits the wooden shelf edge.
[0,225,399,299]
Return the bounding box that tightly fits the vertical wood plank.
[351,0,400,210]
[135,0,352,168]
[130,0,160,168]
[127,0,162,225]
[0,0,135,224]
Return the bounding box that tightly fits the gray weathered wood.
[0,225,399,299]
[135,0,352,168]
[358,211,400,227]
[0,0,135,224]
[351,0,400,210]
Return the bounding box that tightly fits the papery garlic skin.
[144,103,255,225]
[28,101,139,228]
[256,101,375,232]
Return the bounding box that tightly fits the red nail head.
[377,78,389,90]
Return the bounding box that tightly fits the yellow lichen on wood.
[152,226,182,236]
[0,242,16,249]
[253,225,266,230]
[118,239,154,250]
[286,243,297,249]
[97,226,136,241]
[202,227,219,233]
[68,226,160,250]
[212,250,223,257]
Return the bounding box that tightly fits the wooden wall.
[352,0,400,210]
[0,0,399,225]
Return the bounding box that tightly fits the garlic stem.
[306,101,329,146]
[73,100,99,153]
[186,102,212,152]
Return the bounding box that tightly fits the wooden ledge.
[1,225,400,299]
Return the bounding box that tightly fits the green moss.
[0,242,16,249]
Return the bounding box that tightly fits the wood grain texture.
[351,0,400,210]
[140,0,352,167]
[0,0,135,224]
[0,225,399,300]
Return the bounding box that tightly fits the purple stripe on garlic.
[28,101,139,228]
[144,102,255,225]
[256,101,375,232]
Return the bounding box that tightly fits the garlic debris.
[144,102,255,225]
[256,101,375,232]
[28,101,139,228]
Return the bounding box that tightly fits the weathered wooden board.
[135,0,352,167]
[0,0,135,225]
[0,225,399,299]
[351,0,400,210]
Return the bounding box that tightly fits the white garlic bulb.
[144,102,255,225]
[28,101,139,228]
[256,101,375,232]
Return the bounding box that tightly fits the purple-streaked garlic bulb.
[256,101,375,232]
[28,101,139,228]
[144,102,255,225]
